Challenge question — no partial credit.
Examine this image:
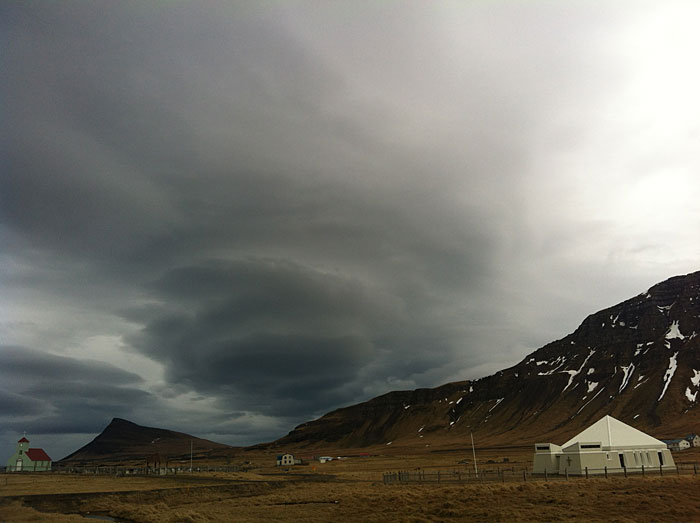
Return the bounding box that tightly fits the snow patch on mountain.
[560,350,595,393]
[488,398,504,412]
[538,356,567,376]
[619,363,635,393]
[665,320,686,340]
[658,352,679,401]
[691,369,700,387]
[576,387,605,414]
[685,387,697,402]
[658,303,674,314]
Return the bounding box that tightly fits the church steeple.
[17,435,29,452]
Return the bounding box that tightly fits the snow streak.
[619,363,635,393]
[658,352,679,401]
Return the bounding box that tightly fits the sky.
[2,1,700,460]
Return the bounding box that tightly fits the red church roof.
[26,448,52,462]
[18,437,29,443]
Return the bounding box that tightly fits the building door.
[618,453,625,468]
[15,459,22,471]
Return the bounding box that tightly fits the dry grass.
[3,448,700,522]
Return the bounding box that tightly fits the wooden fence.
[383,462,700,484]
[0,464,242,476]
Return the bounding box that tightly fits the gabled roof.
[562,415,665,449]
[18,437,29,443]
[26,448,52,462]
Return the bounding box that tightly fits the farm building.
[664,439,691,451]
[276,453,301,466]
[5,436,52,472]
[684,434,700,447]
[533,415,675,475]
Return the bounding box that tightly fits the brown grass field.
[3,447,700,522]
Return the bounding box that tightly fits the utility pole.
[471,432,478,478]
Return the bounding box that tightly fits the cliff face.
[272,271,700,448]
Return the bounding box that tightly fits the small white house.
[276,453,301,466]
[684,434,700,447]
[665,439,691,451]
[318,456,334,464]
[533,415,675,475]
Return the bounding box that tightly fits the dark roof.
[26,448,52,462]
[18,437,29,443]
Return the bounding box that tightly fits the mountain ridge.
[60,417,232,462]
[268,270,700,449]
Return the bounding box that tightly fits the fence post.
[676,466,680,476]
[642,465,645,477]
[659,464,663,476]
[604,466,608,479]
[565,468,569,481]
[624,466,627,478]
[544,468,547,482]
[437,470,441,483]
[523,470,527,482]
[694,463,697,475]
[585,467,588,479]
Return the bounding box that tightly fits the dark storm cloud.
[128,258,469,417]
[0,346,154,435]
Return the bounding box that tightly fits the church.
[533,415,675,475]
[5,435,52,472]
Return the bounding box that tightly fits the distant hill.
[269,270,700,449]
[60,418,232,463]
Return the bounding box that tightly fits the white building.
[665,439,691,451]
[533,415,675,475]
[276,453,301,466]
[684,434,700,447]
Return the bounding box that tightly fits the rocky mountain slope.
[272,271,700,449]
[60,418,232,463]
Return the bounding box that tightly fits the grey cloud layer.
[2,1,698,456]
[0,346,153,435]
[128,257,475,418]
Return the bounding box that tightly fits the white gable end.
[562,415,665,449]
